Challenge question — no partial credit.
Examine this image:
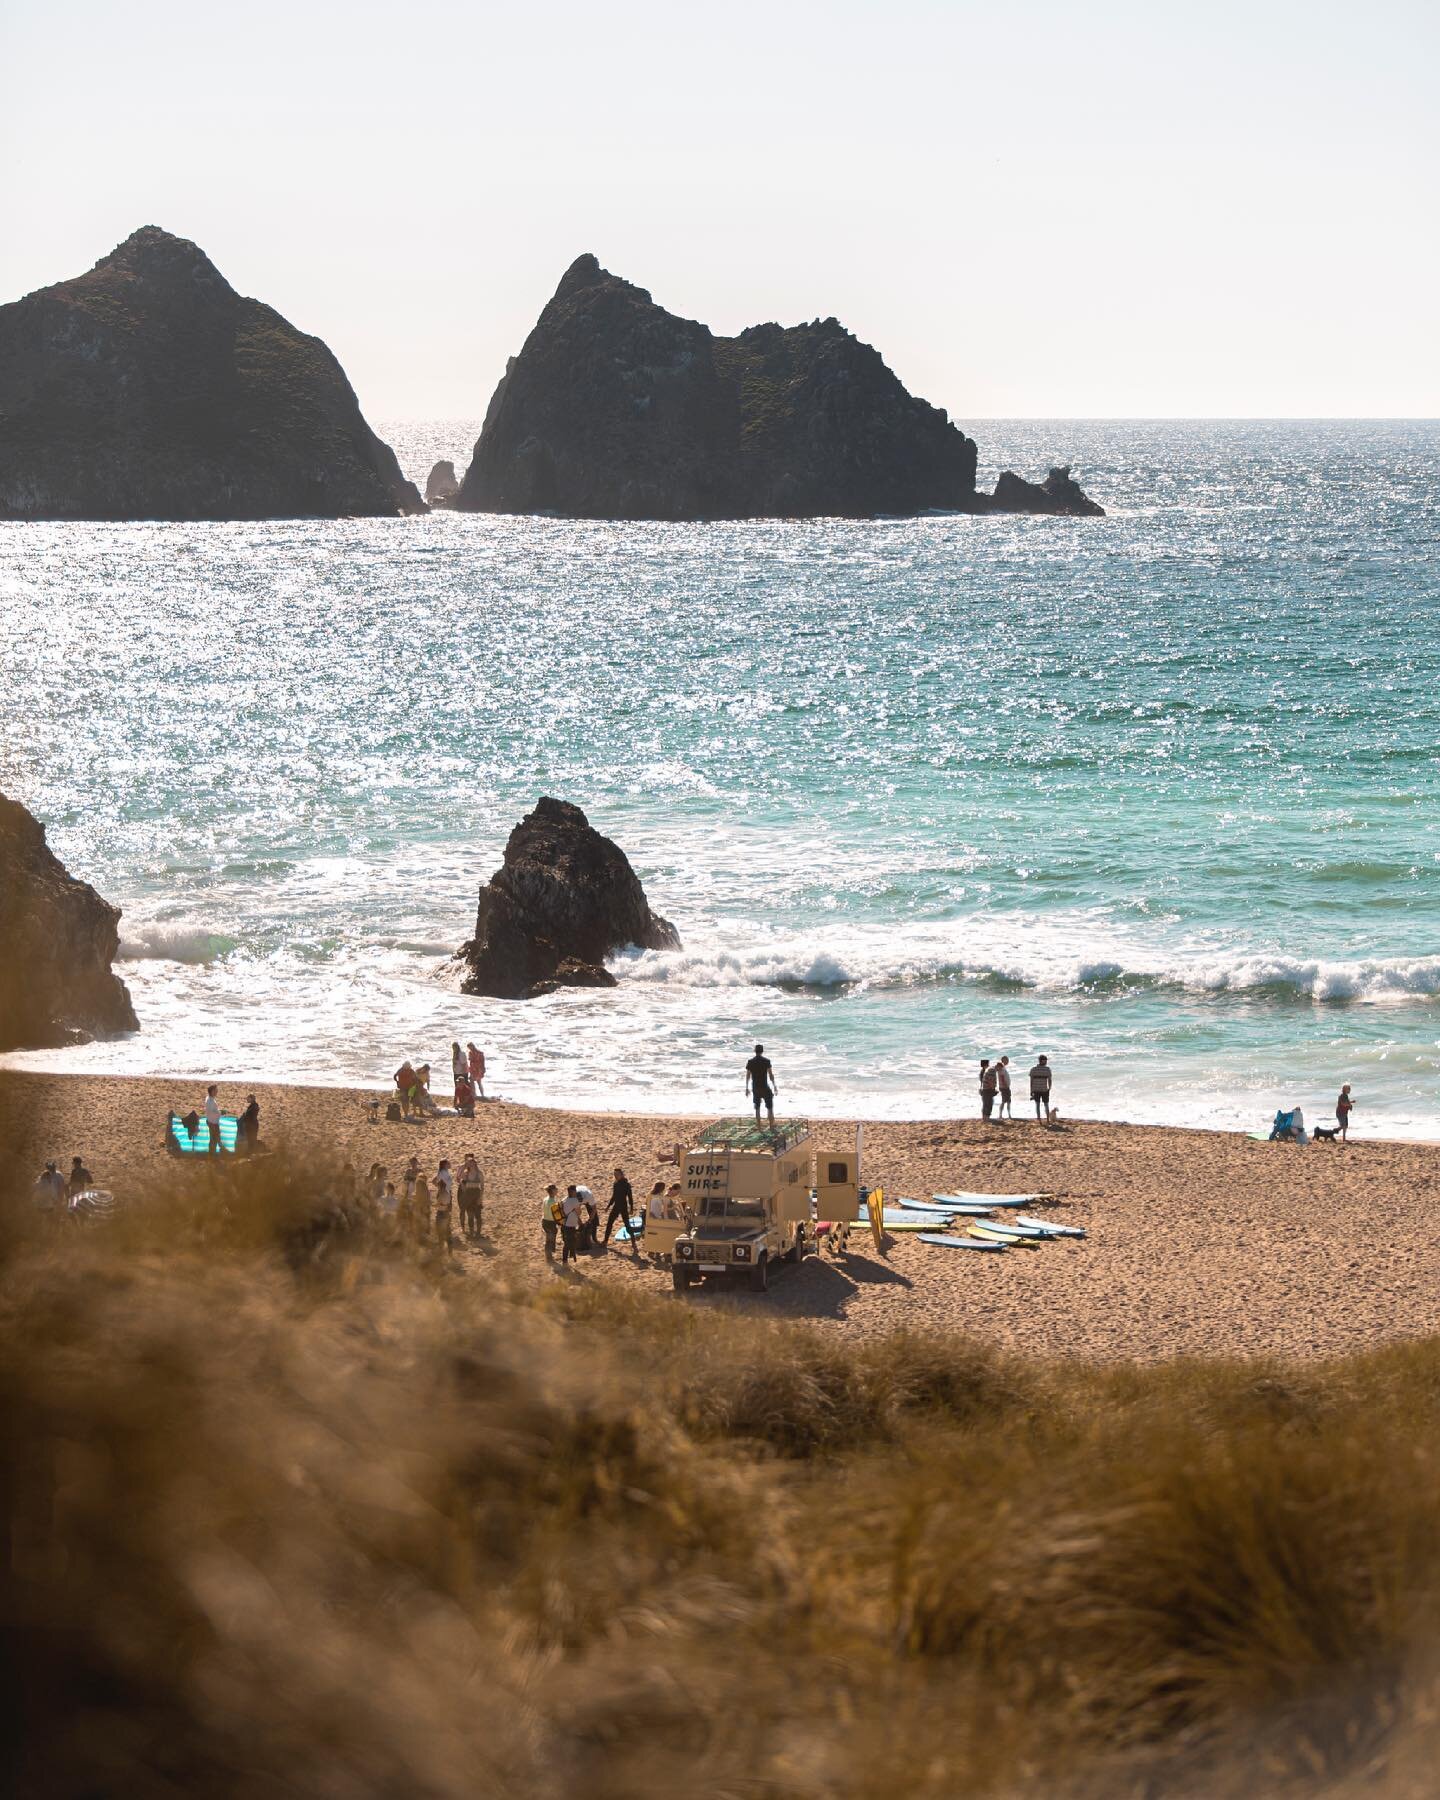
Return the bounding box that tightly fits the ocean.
[2,420,1437,1136]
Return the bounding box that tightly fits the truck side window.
[827,1161,849,1183]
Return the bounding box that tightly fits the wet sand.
[4,1068,1438,1363]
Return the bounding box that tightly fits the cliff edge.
[0,793,138,1050]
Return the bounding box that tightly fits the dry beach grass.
[6,1128,1440,1797]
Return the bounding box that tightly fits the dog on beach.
[1313,1125,1340,1143]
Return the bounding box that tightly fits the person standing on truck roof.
[745,1044,777,1123]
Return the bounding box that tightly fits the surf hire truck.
[653,1118,863,1293]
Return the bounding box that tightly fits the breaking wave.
[618,929,1440,1004]
[118,925,238,965]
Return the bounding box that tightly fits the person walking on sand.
[68,1155,94,1197]
[34,1162,66,1215]
[467,1043,486,1099]
[458,1153,484,1236]
[603,1166,635,1247]
[451,1041,466,1092]
[1336,1083,1355,1143]
[542,1184,561,1259]
[996,1055,1013,1120]
[204,1084,222,1153]
[561,1184,585,1265]
[239,1094,260,1151]
[746,1044,777,1124]
[1029,1054,1053,1121]
[979,1059,998,1120]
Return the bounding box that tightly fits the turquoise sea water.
[2,420,1437,1135]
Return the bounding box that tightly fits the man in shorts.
[1029,1055,1053,1121]
[745,1044,777,1123]
[541,1184,561,1259]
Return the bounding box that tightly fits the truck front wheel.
[749,1254,769,1293]
[673,1265,695,1291]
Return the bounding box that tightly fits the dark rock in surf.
[990,465,1105,518]
[425,459,461,507]
[0,226,425,520]
[456,253,981,520]
[527,958,621,999]
[0,791,138,1050]
[459,797,679,1000]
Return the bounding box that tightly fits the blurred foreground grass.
[3,1153,1439,1798]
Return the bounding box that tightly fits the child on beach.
[1337,1084,1355,1142]
[467,1043,486,1098]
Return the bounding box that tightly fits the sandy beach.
[5,1067,1438,1363]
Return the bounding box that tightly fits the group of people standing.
[540,1168,648,1266]
[393,1044,487,1119]
[979,1054,1054,1122]
[367,1153,486,1247]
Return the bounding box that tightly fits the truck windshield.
[700,1195,765,1220]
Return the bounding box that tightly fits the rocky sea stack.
[424,460,461,507]
[457,254,1101,520]
[459,798,680,999]
[0,227,424,521]
[0,793,138,1050]
[992,465,1106,518]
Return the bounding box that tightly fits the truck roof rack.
[694,1117,811,1153]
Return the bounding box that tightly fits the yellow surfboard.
[868,1186,885,1252]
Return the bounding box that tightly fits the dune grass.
[3,1152,1439,1797]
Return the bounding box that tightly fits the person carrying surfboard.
[745,1044,777,1123]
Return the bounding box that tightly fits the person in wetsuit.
[745,1044,777,1123]
[603,1167,635,1247]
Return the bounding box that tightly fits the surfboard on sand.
[919,1232,1007,1253]
[868,1187,885,1252]
[861,1215,958,1232]
[968,1223,1041,1249]
[934,1192,1050,1208]
[1014,1214,1086,1238]
[895,1197,994,1215]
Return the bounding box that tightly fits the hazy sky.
[2,0,1436,422]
